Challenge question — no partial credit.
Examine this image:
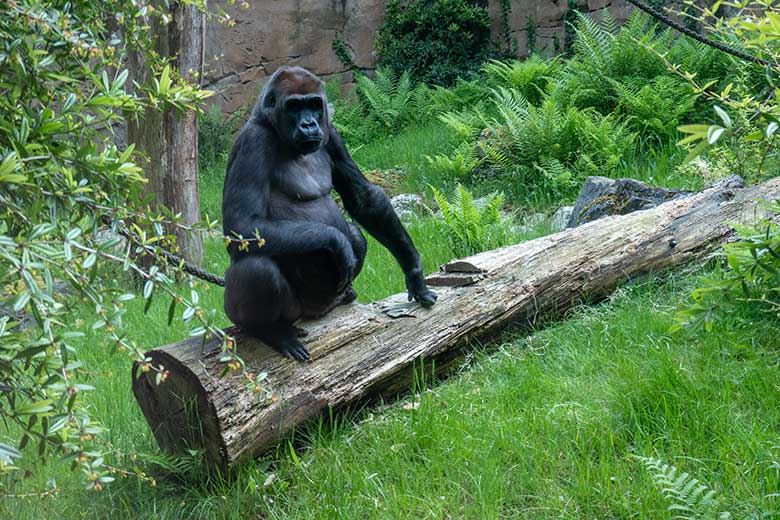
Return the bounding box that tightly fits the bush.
[425,142,480,182]
[615,76,697,147]
[476,89,634,200]
[376,0,492,87]
[549,10,726,142]
[0,0,223,492]
[675,206,780,332]
[482,56,557,106]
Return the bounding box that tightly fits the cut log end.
[132,350,228,471]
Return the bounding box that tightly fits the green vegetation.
[4,1,780,517]
[0,0,219,492]
[376,0,492,86]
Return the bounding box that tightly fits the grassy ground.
[7,269,780,519]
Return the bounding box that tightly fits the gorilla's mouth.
[298,137,322,152]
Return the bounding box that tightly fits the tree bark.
[132,175,780,472]
[127,2,205,266]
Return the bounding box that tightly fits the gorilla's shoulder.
[232,119,276,155]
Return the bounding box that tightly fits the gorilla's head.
[256,66,331,155]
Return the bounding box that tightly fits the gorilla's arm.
[223,124,356,272]
[326,127,437,306]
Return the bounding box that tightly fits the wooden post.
[128,1,205,266]
[133,176,780,471]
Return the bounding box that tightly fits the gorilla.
[222,66,437,361]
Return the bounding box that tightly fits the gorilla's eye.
[285,98,303,111]
[306,97,323,111]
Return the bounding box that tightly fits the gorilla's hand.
[405,268,438,308]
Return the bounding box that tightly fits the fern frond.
[636,456,730,520]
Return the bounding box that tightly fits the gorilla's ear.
[326,102,335,121]
[253,73,280,121]
[262,90,276,109]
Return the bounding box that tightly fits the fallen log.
[132,175,780,471]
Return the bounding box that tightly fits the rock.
[0,304,34,330]
[390,194,427,219]
[567,176,692,228]
[551,206,573,231]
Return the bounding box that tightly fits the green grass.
[350,123,461,194]
[7,269,780,519]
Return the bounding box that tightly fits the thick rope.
[111,220,226,286]
[624,0,774,69]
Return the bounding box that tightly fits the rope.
[623,0,774,69]
[153,244,226,286]
[111,220,226,286]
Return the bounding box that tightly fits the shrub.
[476,88,635,200]
[331,68,430,145]
[0,0,224,492]
[615,75,698,146]
[550,9,724,133]
[427,78,491,115]
[425,142,480,182]
[675,206,780,332]
[376,0,492,87]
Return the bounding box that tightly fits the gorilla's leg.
[224,256,310,360]
[335,223,367,306]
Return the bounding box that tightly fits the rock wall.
[203,0,632,114]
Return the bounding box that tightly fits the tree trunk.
[132,175,780,472]
[127,2,205,266]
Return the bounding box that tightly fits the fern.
[430,185,514,258]
[482,56,557,105]
[437,110,483,142]
[425,142,480,181]
[637,456,732,520]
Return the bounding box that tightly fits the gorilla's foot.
[292,325,309,337]
[259,325,310,361]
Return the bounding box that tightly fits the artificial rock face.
[202,0,633,114]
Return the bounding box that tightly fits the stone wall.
[203,0,632,114]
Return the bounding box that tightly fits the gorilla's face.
[282,94,325,155]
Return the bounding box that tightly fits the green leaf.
[143,280,154,300]
[713,105,732,128]
[707,126,726,145]
[82,253,97,269]
[0,443,22,464]
[16,400,54,415]
[684,140,710,163]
